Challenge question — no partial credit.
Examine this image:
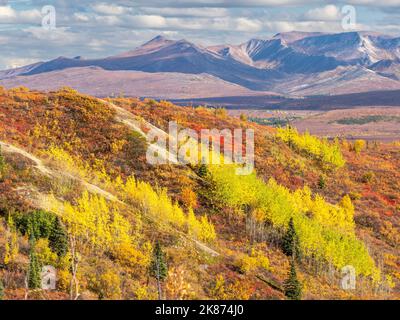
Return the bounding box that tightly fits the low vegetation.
[0,87,399,300]
[333,115,400,125]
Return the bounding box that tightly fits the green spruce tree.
[282,217,301,260]
[49,217,68,257]
[318,175,326,189]
[28,236,41,290]
[197,163,208,178]
[284,259,302,300]
[150,241,168,300]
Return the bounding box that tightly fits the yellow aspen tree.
[4,216,19,266]
[51,192,134,299]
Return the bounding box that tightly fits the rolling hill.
[0,87,399,300]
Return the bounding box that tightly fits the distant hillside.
[0,67,273,99]
[172,90,400,110]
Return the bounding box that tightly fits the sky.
[0,0,400,69]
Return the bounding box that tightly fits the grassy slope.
[0,87,399,300]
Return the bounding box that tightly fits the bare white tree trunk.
[156,258,162,300]
[69,235,80,300]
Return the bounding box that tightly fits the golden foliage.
[3,216,19,265]
[380,221,400,247]
[276,126,345,169]
[121,176,216,242]
[89,268,122,300]
[35,238,58,266]
[210,275,253,300]
[207,164,379,280]
[181,187,198,209]
[187,209,216,243]
[166,266,195,300]
[113,241,152,270]
[353,140,366,154]
[235,249,270,274]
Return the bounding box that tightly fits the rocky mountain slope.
[1,31,400,99]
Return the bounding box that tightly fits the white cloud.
[0,6,16,19]
[236,18,263,32]
[132,16,264,32]
[19,9,42,22]
[120,0,316,7]
[24,26,78,44]
[141,7,229,17]
[95,15,122,26]
[92,3,128,15]
[74,12,90,22]
[264,20,348,33]
[304,5,341,21]
[3,57,39,69]
[347,0,400,6]
[0,5,41,23]
[88,39,110,50]
[226,0,313,5]
[129,15,167,28]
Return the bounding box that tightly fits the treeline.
[0,144,216,299]
[45,146,216,244]
[204,164,380,281]
[276,126,346,169]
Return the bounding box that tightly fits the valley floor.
[229,107,400,142]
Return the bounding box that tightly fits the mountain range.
[2,31,400,101]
